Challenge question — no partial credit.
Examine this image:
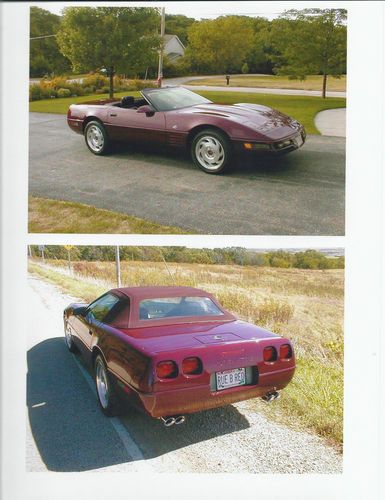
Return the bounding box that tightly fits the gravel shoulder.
[27,274,342,473]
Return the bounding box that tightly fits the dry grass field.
[29,258,344,448]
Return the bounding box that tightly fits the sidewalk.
[315,108,346,137]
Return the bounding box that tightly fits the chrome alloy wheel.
[64,324,72,349]
[195,135,225,171]
[86,125,105,153]
[95,358,110,410]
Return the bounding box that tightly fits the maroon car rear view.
[64,286,295,426]
[67,86,306,174]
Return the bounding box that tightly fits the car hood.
[121,320,280,355]
[180,102,301,133]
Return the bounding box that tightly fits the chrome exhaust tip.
[262,390,280,403]
[175,415,186,425]
[161,416,176,427]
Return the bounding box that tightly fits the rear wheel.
[191,128,233,174]
[84,120,110,155]
[94,355,120,416]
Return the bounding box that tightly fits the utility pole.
[157,7,165,88]
[115,245,121,288]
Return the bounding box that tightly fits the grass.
[29,258,344,448]
[29,90,346,135]
[28,196,190,234]
[186,74,346,92]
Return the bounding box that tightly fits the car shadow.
[27,337,250,471]
[111,141,297,178]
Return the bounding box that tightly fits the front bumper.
[235,129,306,155]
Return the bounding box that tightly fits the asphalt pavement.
[27,274,342,473]
[29,112,345,235]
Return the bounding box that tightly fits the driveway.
[29,113,345,235]
[27,274,342,473]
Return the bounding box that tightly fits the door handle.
[110,113,117,117]
[88,329,93,335]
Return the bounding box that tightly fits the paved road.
[27,274,342,473]
[29,113,345,235]
[165,76,347,98]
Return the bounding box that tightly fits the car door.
[105,106,166,145]
[74,293,121,354]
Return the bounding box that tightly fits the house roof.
[163,34,185,49]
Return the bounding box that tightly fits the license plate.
[216,368,246,391]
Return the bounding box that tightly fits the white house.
[163,34,185,63]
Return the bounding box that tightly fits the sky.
[30,1,348,20]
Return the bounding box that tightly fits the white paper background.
[1,1,384,499]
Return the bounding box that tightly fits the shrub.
[241,62,249,74]
[57,88,71,98]
[82,74,109,90]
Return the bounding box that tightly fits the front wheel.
[64,321,77,353]
[84,120,110,155]
[191,129,233,174]
[94,355,120,416]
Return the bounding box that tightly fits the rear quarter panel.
[67,104,110,134]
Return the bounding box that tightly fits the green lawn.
[30,90,346,135]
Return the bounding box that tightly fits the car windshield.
[139,296,224,320]
[142,87,212,111]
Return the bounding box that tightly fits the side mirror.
[73,305,88,316]
[137,105,155,117]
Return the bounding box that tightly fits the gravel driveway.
[27,274,342,473]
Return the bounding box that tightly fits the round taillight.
[182,357,202,375]
[263,346,277,362]
[280,344,292,359]
[156,360,178,379]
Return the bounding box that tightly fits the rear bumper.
[67,118,84,134]
[135,366,295,418]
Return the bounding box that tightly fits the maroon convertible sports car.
[67,86,306,174]
[64,286,295,426]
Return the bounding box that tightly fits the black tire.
[64,321,77,353]
[94,354,120,416]
[84,120,110,155]
[191,128,233,174]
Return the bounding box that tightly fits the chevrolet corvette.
[67,86,306,174]
[63,286,295,425]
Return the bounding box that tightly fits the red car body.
[64,286,295,422]
[67,86,306,174]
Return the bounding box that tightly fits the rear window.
[139,296,223,320]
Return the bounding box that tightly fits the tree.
[30,7,71,77]
[165,14,195,46]
[186,16,254,73]
[270,9,347,97]
[56,6,160,95]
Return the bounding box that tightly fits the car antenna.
[157,249,176,284]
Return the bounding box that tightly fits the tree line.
[30,7,346,97]
[29,246,344,270]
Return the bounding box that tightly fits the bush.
[241,62,249,74]
[57,88,71,98]
[82,74,109,90]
